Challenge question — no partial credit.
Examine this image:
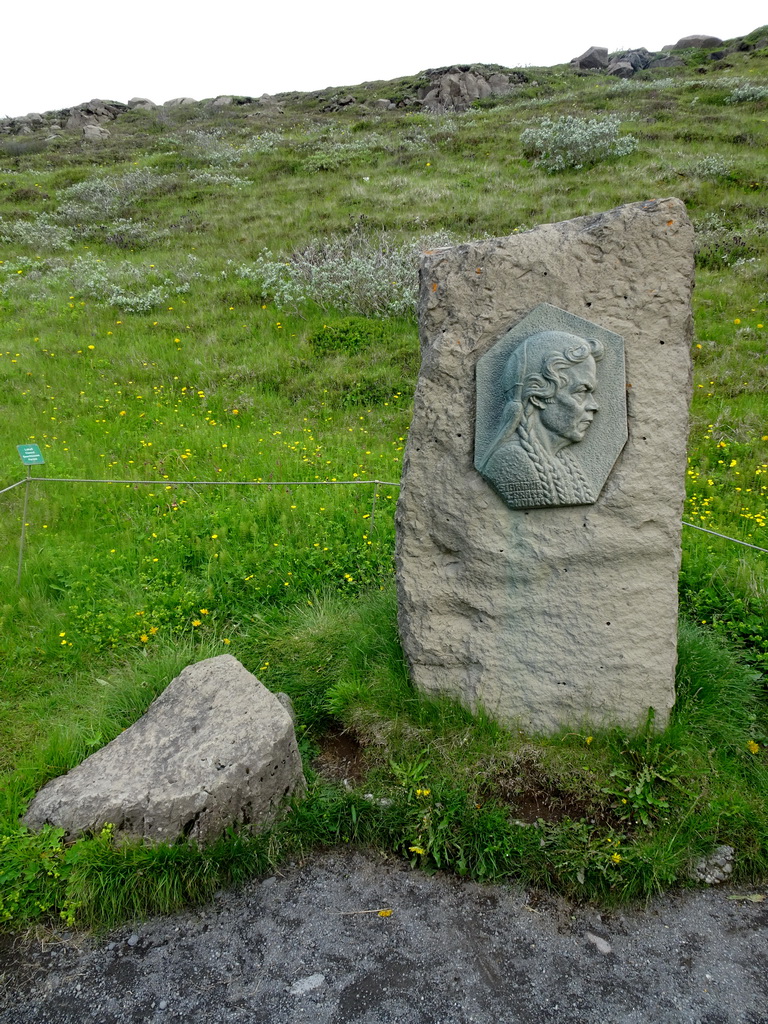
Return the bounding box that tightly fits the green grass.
[1,36,767,929]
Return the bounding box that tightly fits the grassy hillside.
[1,33,767,926]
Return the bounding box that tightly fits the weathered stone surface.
[607,59,636,79]
[82,124,111,141]
[670,34,722,50]
[395,199,694,734]
[128,97,157,109]
[689,845,735,884]
[164,97,197,107]
[571,47,609,70]
[648,54,685,69]
[23,655,305,844]
[607,48,655,77]
[417,67,522,112]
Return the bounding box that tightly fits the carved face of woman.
[534,356,598,445]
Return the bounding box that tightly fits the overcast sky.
[2,0,765,118]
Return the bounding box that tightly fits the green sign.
[16,444,45,466]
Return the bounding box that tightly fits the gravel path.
[2,850,767,1023]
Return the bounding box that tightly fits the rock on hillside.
[1,27,766,132]
[417,65,528,112]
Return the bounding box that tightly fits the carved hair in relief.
[478,331,603,508]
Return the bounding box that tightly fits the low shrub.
[521,114,637,172]
[0,214,73,250]
[726,84,768,103]
[687,155,736,180]
[233,228,455,317]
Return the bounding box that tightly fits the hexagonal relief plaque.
[475,304,627,510]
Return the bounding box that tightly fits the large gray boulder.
[670,35,722,50]
[128,97,157,110]
[417,67,521,112]
[419,71,492,111]
[571,47,609,70]
[396,199,694,735]
[82,124,111,141]
[23,656,305,845]
[164,97,198,107]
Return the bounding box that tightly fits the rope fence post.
[16,467,31,587]
[369,480,380,532]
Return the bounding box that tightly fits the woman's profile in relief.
[478,330,603,509]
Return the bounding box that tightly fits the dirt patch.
[312,727,367,785]
[477,746,610,825]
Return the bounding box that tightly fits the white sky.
[2,0,766,118]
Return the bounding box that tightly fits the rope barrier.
[681,521,768,555]
[23,476,401,488]
[0,479,26,496]
[3,474,766,554]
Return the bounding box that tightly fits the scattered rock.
[82,124,111,141]
[571,47,609,71]
[163,97,197,107]
[128,97,157,109]
[607,60,636,79]
[127,934,139,947]
[647,54,685,69]
[586,932,612,955]
[289,973,325,996]
[669,34,723,50]
[689,845,735,884]
[22,655,306,845]
[417,65,525,112]
[605,47,661,77]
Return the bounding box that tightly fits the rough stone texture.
[648,54,685,69]
[570,46,609,70]
[607,59,636,79]
[128,96,157,109]
[395,199,694,734]
[607,48,655,77]
[82,124,110,141]
[689,845,736,884]
[23,655,305,844]
[670,34,723,50]
[418,67,523,112]
[164,97,197,107]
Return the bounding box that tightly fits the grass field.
[1,32,767,927]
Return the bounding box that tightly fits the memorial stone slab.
[395,199,694,734]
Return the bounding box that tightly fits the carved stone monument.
[395,199,694,733]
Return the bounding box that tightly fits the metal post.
[16,467,31,586]
[369,481,379,533]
